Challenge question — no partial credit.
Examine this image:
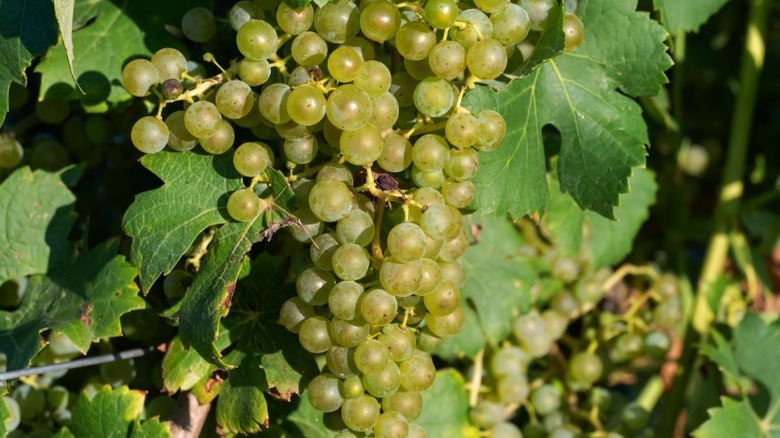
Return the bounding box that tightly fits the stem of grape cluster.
[469,347,485,407]
[659,0,771,434]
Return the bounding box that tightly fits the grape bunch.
[119,0,586,435]
[467,233,682,437]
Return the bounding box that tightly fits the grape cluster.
[467,239,682,437]
[118,0,587,435]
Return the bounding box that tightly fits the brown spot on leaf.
[267,387,292,402]
[222,283,236,309]
[80,303,93,326]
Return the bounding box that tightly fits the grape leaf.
[53,0,83,94]
[0,166,79,286]
[694,313,780,437]
[509,3,565,78]
[70,385,170,438]
[465,0,671,219]
[123,151,243,293]
[287,394,334,438]
[162,336,221,393]
[0,240,144,370]
[35,0,208,110]
[0,0,58,125]
[179,174,300,366]
[437,215,534,359]
[216,355,270,434]
[654,0,730,34]
[416,369,477,438]
[544,167,658,268]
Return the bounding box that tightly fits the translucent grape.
[199,119,235,154]
[395,21,436,61]
[426,306,465,337]
[258,83,292,125]
[277,3,314,35]
[341,394,381,432]
[387,222,427,262]
[475,0,508,13]
[423,280,460,315]
[355,60,391,98]
[442,179,475,208]
[429,40,467,80]
[467,38,507,80]
[318,163,354,185]
[412,134,450,172]
[238,59,271,86]
[445,147,480,181]
[233,142,270,176]
[291,31,329,66]
[216,80,255,119]
[122,59,159,97]
[336,209,375,246]
[309,179,353,222]
[360,288,398,325]
[227,188,260,222]
[229,1,265,31]
[380,258,422,297]
[413,77,456,118]
[181,7,216,42]
[328,46,364,83]
[399,350,436,391]
[521,0,555,31]
[297,266,335,305]
[382,391,423,421]
[131,116,169,153]
[332,243,370,281]
[329,280,364,320]
[378,133,412,173]
[340,123,383,165]
[330,317,370,347]
[0,138,24,169]
[491,4,531,46]
[284,134,319,165]
[237,19,278,61]
[184,101,221,138]
[411,166,446,189]
[445,112,480,148]
[279,297,315,333]
[307,374,344,412]
[563,13,585,52]
[326,84,373,131]
[370,92,399,131]
[299,316,332,353]
[451,9,493,48]
[314,0,360,44]
[360,0,402,42]
[425,0,459,29]
[475,109,506,151]
[362,360,401,398]
[287,85,327,126]
[379,324,416,362]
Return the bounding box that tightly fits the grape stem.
[468,347,484,407]
[371,197,386,261]
[396,2,424,19]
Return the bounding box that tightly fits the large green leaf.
[465,0,671,219]
[0,0,58,125]
[70,386,170,438]
[0,167,78,286]
[122,151,242,293]
[35,0,208,110]
[216,355,270,434]
[654,0,730,34]
[544,167,658,268]
[416,369,476,438]
[437,215,534,359]
[0,240,144,370]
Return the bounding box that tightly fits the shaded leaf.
[162,336,219,393]
[509,3,565,78]
[70,386,145,438]
[216,355,270,434]
[694,397,763,438]
[654,0,730,34]
[53,0,83,94]
[132,417,171,437]
[416,369,477,438]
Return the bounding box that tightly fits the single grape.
[229,1,265,31]
[363,359,401,398]
[423,280,460,315]
[531,384,561,416]
[0,138,24,169]
[380,258,422,297]
[382,391,423,421]
[258,83,292,125]
[429,40,467,80]
[326,84,373,131]
[181,7,216,42]
[160,78,183,100]
[122,59,159,97]
[360,288,398,325]
[390,72,418,108]
[644,330,671,358]
[227,188,261,222]
[314,0,360,44]
[373,411,409,438]
[425,0,459,29]
[490,345,531,377]
[521,0,555,31]
[470,400,506,428]
[491,4,531,45]
[497,374,530,403]
[336,209,375,246]
[328,46,364,83]
[399,350,436,391]
[279,297,315,333]
[426,306,465,338]
[413,77,456,118]
[329,281,364,320]
[341,394,381,432]
[340,122,383,165]
[355,60,392,98]
[412,134,450,172]
[563,13,585,52]
[568,352,603,384]
[309,179,353,222]
[297,266,336,305]
[387,222,427,263]
[332,243,370,281]
[354,339,390,374]
[360,0,402,42]
[475,0,507,13]
[151,48,187,81]
[184,101,222,138]
[330,317,370,348]
[445,112,480,148]
[340,374,365,399]
[442,179,475,208]
[490,422,523,438]
[370,91,400,132]
[216,80,255,120]
[420,202,458,241]
[395,21,436,61]
[378,133,412,173]
[299,316,332,353]
[451,9,493,48]
[287,85,327,126]
[239,59,271,86]
[277,3,314,35]
[12,385,45,421]
[131,116,169,153]
[291,31,329,66]
[284,134,319,165]
[326,345,360,378]
[233,142,270,176]
[467,38,508,80]
[199,119,235,154]
[236,19,278,61]
[3,396,21,432]
[307,373,344,413]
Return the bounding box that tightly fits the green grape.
[340,374,365,398]
[373,411,409,438]
[413,258,440,297]
[404,57,435,82]
[490,422,522,438]
[550,291,580,320]
[131,116,169,153]
[336,209,375,246]
[181,7,216,42]
[354,339,390,374]
[363,359,401,398]
[423,280,460,315]
[316,162,355,184]
[467,38,507,80]
[573,275,603,305]
[309,179,353,222]
[531,384,561,416]
[387,222,427,263]
[491,4,531,45]
[423,235,443,259]
[323,119,344,147]
[441,179,475,209]
[420,202,458,241]
[3,396,21,432]
[36,99,71,125]
[311,232,340,270]
[475,0,508,13]
[610,332,644,363]
[542,309,569,340]
[360,288,398,325]
[438,260,465,286]
[184,101,222,138]
[475,109,506,151]
[412,134,450,172]
[237,19,278,60]
[299,316,333,353]
[332,243,370,281]
[199,119,235,154]
[379,324,416,362]
[151,48,187,81]
[292,31,329,66]
[47,331,81,358]
[428,40,467,80]
[297,266,336,305]
[330,318,370,348]
[46,386,70,412]
[521,0,555,31]
[284,134,319,164]
[451,9,493,48]
[289,206,325,242]
[395,21,436,61]
[216,80,255,119]
[416,326,444,352]
[326,84,373,131]
[100,358,136,387]
[308,373,344,413]
[490,345,531,377]
[230,1,265,31]
[568,352,603,384]
[413,77,456,118]
[122,59,159,97]
[360,0,401,42]
[234,142,270,176]
[425,0,459,29]
[340,123,383,165]
[329,281,364,320]
[12,384,45,421]
[280,297,316,333]
[426,306,465,338]
[621,403,649,431]
[259,83,292,125]
[380,258,422,297]
[438,227,469,262]
[378,133,412,173]
[399,350,436,391]
[328,46,364,83]
[390,72,417,108]
[445,112,479,149]
[382,391,422,421]
[445,147,480,181]
[238,59,271,86]
[326,345,360,378]
[470,400,506,428]
[563,13,585,52]
[314,0,360,44]
[0,138,23,169]
[497,374,530,403]
[28,137,67,171]
[344,35,377,60]
[163,269,193,299]
[277,3,314,35]
[226,188,260,222]
[287,85,327,126]
[355,60,391,98]
[276,119,313,141]
[370,91,399,132]
[341,394,381,432]
[644,330,671,358]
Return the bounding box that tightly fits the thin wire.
[0,347,156,387]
